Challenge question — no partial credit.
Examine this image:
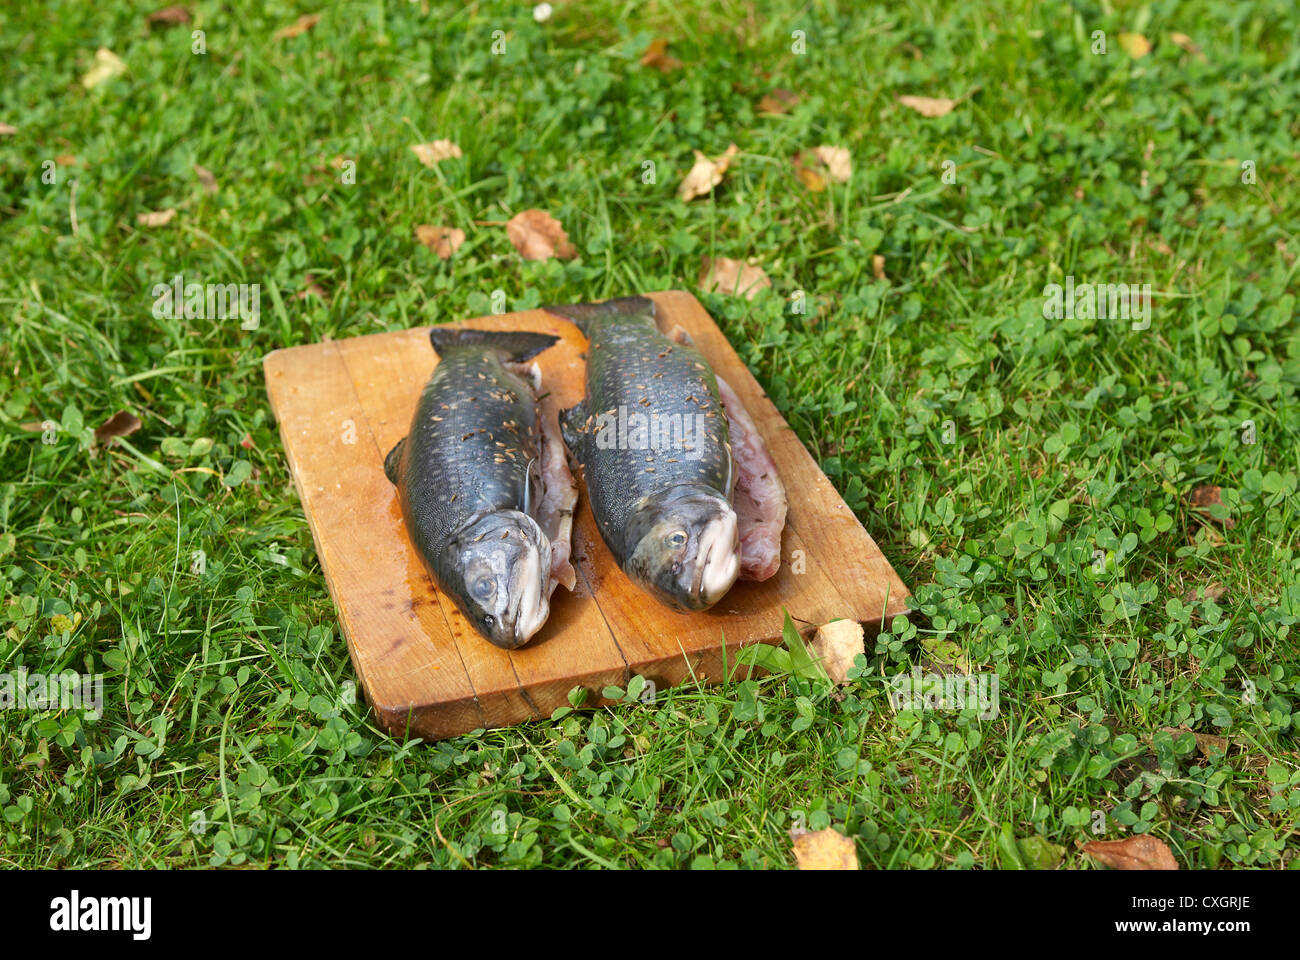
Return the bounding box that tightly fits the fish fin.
[666,324,695,347]
[428,327,559,362]
[383,437,406,485]
[558,401,588,458]
[541,295,656,335]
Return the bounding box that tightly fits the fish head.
[447,511,552,648]
[623,485,740,611]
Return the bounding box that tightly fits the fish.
[383,327,575,649]
[543,296,743,611]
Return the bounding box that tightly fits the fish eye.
[471,576,496,601]
[665,530,688,548]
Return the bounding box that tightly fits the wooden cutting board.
[263,291,909,740]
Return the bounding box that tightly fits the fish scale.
[548,296,732,564]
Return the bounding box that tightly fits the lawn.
[1,0,1298,869]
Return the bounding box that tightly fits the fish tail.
[383,438,405,485]
[429,327,559,362]
[541,295,655,335]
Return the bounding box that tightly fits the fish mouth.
[507,544,550,645]
[686,510,740,609]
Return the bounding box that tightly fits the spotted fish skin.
[385,328,559,647]
[544,296,739,610]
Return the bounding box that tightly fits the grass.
[1,0,1298,869]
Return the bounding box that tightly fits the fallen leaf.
[811,145,852,183]
[897,94,956,118]
[194,163,217,193]
[275,13,321,40]
[639,38,682,72]
[698,256,771,300]
[136,208,176,227]
[677,143,739,202]
[55,154,78,167]
[506,209,576,261]
[94,411,142,444]
[416,224,466,260]
[1118,32,1151,58]
[792,154,826,192]
[295,275,328,300]
[1161,727,1230,758]
[1183,581,1227,604]
[82,48,127,90]
[1168,32,1205,58]
[791,828,858,870]
[147,5,191,26]
[757,88,799,113]
[810,619,864,686]
[871,254,886,280]
[0,124,17,135]
[240,434,255,450]
[1084,835,1179,870]
[410,140,463,167]
[1187,485,1235,529]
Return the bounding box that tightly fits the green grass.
[1,0,1298,869]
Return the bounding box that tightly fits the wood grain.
[264,291,910,740]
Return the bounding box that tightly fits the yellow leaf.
[811,620,864,686]
[795,164,826,192]
[677,143,738,202]
[698,256,771,301]
[81,48,127,90]
[136,208,176,227]
[410,140,463,167]
[416,224,466,260]
[1118,32,1151,58]
[791,828,859,870]
[897,94,956,118]
[1168,32,1204,58]
[871,254,886,281]
[811,145,852,183]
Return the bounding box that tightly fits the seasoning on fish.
[384,327,575,648]
[543,295,747,611]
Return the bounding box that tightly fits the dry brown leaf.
[811,145,852,183]
[1168,32,1204,58]
[147,5,191,26]
[677,143,738,202]
[0,123,18,136]
[1161,726,1229,758]
[898,94,956,118]
[758,88,799,113]
[136,208,176,227]
[698,256,771,301]
[1083,835,1179,870]
[194,163,217,193]
[795,165,826,192]
[791,828,859,870]
[1183,581,1227,604]
[811,620,865,686]
[416,224,466,260]
[639,38,682,72]
[275,13,321,40]
[94,411,142,444]
[295,275,328,300]
[410,140,463,167]
[1187,485,1235,529]
[1118,32,1151,58]
[506,209,576,261]
[872,254,886,280]
[55,154,78,167]
[82,48,127,90]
